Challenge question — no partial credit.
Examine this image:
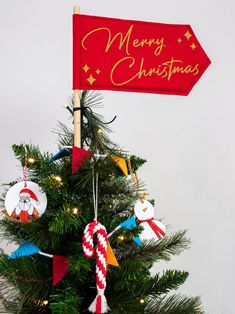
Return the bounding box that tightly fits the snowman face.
[134,200,154,220]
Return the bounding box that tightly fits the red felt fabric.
[72,146,93,174]
[21,211,28,223]
[140,217,166,238]
[53,255,69,286]
[73,14,211,96]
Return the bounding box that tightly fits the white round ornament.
[134,199,166,241]
[4,181,47,223]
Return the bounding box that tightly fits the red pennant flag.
[53,255,69,286]
[73,14,210,96]
[72,146,93,174]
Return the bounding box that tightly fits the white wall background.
[0,1,234,313]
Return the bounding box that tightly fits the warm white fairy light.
[42,300,49,305]
[28,157,35,164]
[54,175,62,182]
[118,235,125,241]
[72,207,79,214]
[140,299,145,304]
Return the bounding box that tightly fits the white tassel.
[88,288,110,314]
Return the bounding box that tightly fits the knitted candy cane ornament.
[83,220,109,314]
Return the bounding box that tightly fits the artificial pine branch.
[118,230,190,264]
[144,270,189,296]
[0,252,52,313]
[0,91,204,313]
[49,287,81,314]
[145,294,204,314]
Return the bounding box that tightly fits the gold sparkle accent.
[87,74,96,86]
[184,30,192,40]
[96,69,101,75]
[190,42,197,50]
[177,38,182,43]
[82,64,90,73]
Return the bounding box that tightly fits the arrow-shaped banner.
[73,14,211,96]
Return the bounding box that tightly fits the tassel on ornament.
[88,288,109,314]
[83,220,110,313]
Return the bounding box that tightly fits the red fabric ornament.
[73,14,211,96]
[72,146,93,174]
[53,255,69,286]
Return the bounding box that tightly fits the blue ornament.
[8,241,40,259]
[120,216,137,230]
[49,148,70,163]
[133,237,143,247]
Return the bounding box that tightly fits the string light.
[54,175,62,183]
[140,299,145,304]
[28,157,35,164]
[118,235,125,241]
[51,175,63,186]
[72,207,79,214]
[109,205,112,208]
[42,300,48,305]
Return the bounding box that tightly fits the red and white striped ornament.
[83,220,109,314]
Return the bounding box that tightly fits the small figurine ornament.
[134,199,166,241]
[4,181,47,223]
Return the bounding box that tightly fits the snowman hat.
[20,188,39,202]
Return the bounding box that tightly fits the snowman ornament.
[134,200,166,241]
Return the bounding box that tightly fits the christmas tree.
[0,91,203,314]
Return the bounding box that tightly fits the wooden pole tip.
[73,6,80,14]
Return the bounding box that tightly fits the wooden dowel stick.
[127,157,135,185]
[73,90,81,147]
[73,6,81,148]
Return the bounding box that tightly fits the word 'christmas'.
[110,57,200,86]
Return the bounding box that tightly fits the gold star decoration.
[82,64,90,73]
[184,30,192,40]
[190,42,197,50]
[87,74,96,86]
[177,38,182,43]
[96,69,101,75]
